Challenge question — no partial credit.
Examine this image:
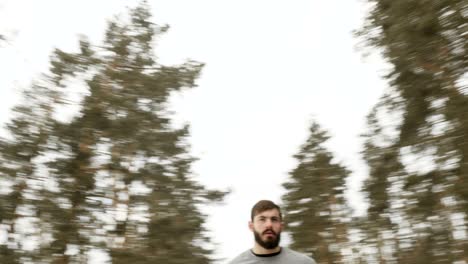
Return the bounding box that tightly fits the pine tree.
[282,122,351,264]
[0,2,225,263]
[358,0,468,262]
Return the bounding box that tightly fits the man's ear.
[248,221,254,231]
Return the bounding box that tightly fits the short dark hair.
[251,200,282,221]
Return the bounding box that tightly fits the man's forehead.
[254,209,281,218]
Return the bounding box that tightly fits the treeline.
[1,0,467,263]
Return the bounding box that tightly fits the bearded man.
[228,200,316,264]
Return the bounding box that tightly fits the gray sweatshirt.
[228,247,316,264]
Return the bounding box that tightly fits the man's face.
[249,209,283,249]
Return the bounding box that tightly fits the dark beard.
[253,229,281,249]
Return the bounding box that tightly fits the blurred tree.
[282,122,351,264]
[360,101,413,263]
[358,0,468,262]
[0,85,54,263]
[0,2,225,263]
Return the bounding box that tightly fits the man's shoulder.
[282,248,317,264]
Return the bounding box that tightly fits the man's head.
[249,200,283,250]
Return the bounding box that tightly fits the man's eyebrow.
[258,215,279,219]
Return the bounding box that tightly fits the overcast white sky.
[0,0,388,262]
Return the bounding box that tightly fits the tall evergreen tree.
[282,122,351,264]
[0,2,225,263]
[358,0,468,262]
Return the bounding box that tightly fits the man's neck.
[252,244,281,255]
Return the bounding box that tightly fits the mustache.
[263,229,276,235]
